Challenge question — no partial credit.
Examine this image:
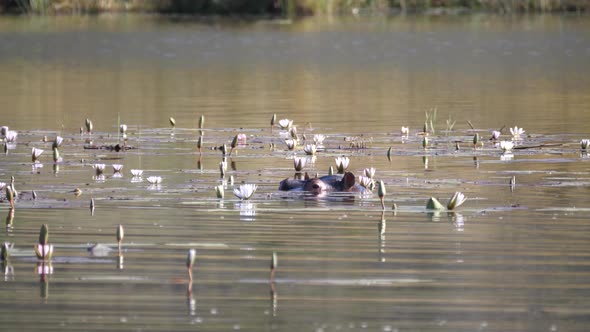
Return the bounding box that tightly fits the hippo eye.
[312,184,320,189]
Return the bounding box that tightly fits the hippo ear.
[342,172,356,190]
[304,172,310,180]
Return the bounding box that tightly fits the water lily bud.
[39,224,49,245]
[186,249,197,269]
[387,146,392,162]
[328,166,334,176]
[270,114,276,127]
[231,134,239,149]
[85,118,93,133]
[426,197,445,211]
[52,147,60,163]
[473,133,479,146]
[422,136,428,149]
[423,122,428,133]
[378,181,386,199]
[215,185,224,199]
[169,117,176,127]
[117,224,124,243]
[1,242,10,261]
[199,115,205,129]
[271,252,278,270]
[221,144,227,156]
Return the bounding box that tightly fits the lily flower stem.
[380,196,385,210]
[118,241,122,256]
[188,267,193,283]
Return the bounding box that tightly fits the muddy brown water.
[0,14,589,331]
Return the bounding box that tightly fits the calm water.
[0,14,590,331]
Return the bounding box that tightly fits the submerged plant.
[447,192,467,210]
[233,184,257,200]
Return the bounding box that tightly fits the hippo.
[279,172,368,196]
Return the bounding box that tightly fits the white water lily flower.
[335,156,350,173]
[358,175,374,190]
[499,140,514,152]
[581,139,590,150]
[4,130,17,143]
[303,144,317,156]
[491,130,501,140]
[130,169,143,177]
[313,134,326,146]
[146,176,162,185]
[447,192,467,210]
[233,184,257,200]
[285,139,296,150]
[510,126,525,139]
[119,124,127,134]
[364,167,376,179]
[93,164,106,175]
[293,156,306,172]
[277,119,293,130]
[34,244,54,260]
[31,148,44,162]
[401,126,409,136]
[112,164,123,173]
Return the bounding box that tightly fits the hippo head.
[303,172,356,195]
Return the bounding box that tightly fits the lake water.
[0,13,590,331]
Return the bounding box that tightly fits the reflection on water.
[0,13,589,332]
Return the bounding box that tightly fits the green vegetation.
[0,0,587,15]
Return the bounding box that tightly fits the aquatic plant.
[358,175,374,191]
[378,180,386,210]
[113,164,123,173]
[85,118,93,134]
[278,119,293,130]
[117,224,124,256]
[53,136,63,150]
[270,114,276,130]
[4,130,17,143]
[303,143,317,156]
[473,133,480,149]
[270,251,277,282]
[90,198,95,216]
[187,249,197,282]
[146,176,162,184]
[197,135,203,154]
[447,192,467,210]
[490,130,501,141]
[52,147,60,163]
[425,107,437,134]
[131,169,143,177]
[285,139,296,150]
[31,147,44,162]
[293,156,306,172]
[5,179,15,208]
[335,156,349,174]
[422,136,428,149]
[35,224,53,260]
[215,184,224,199]
[313,134,326,147]
[364,167,375,179]
[581,139,590,151]
[199,115,205,129]
[169,117,176,128]
[426,197,445,210]
[500,140,514,153]
[219,160,227,178]
[233,184,257,200]
[510,126,525,139]
[401,126,409,136]
[1,242,12,262]
[93,164,106,176]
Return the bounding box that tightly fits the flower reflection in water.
[236,201,256,221]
